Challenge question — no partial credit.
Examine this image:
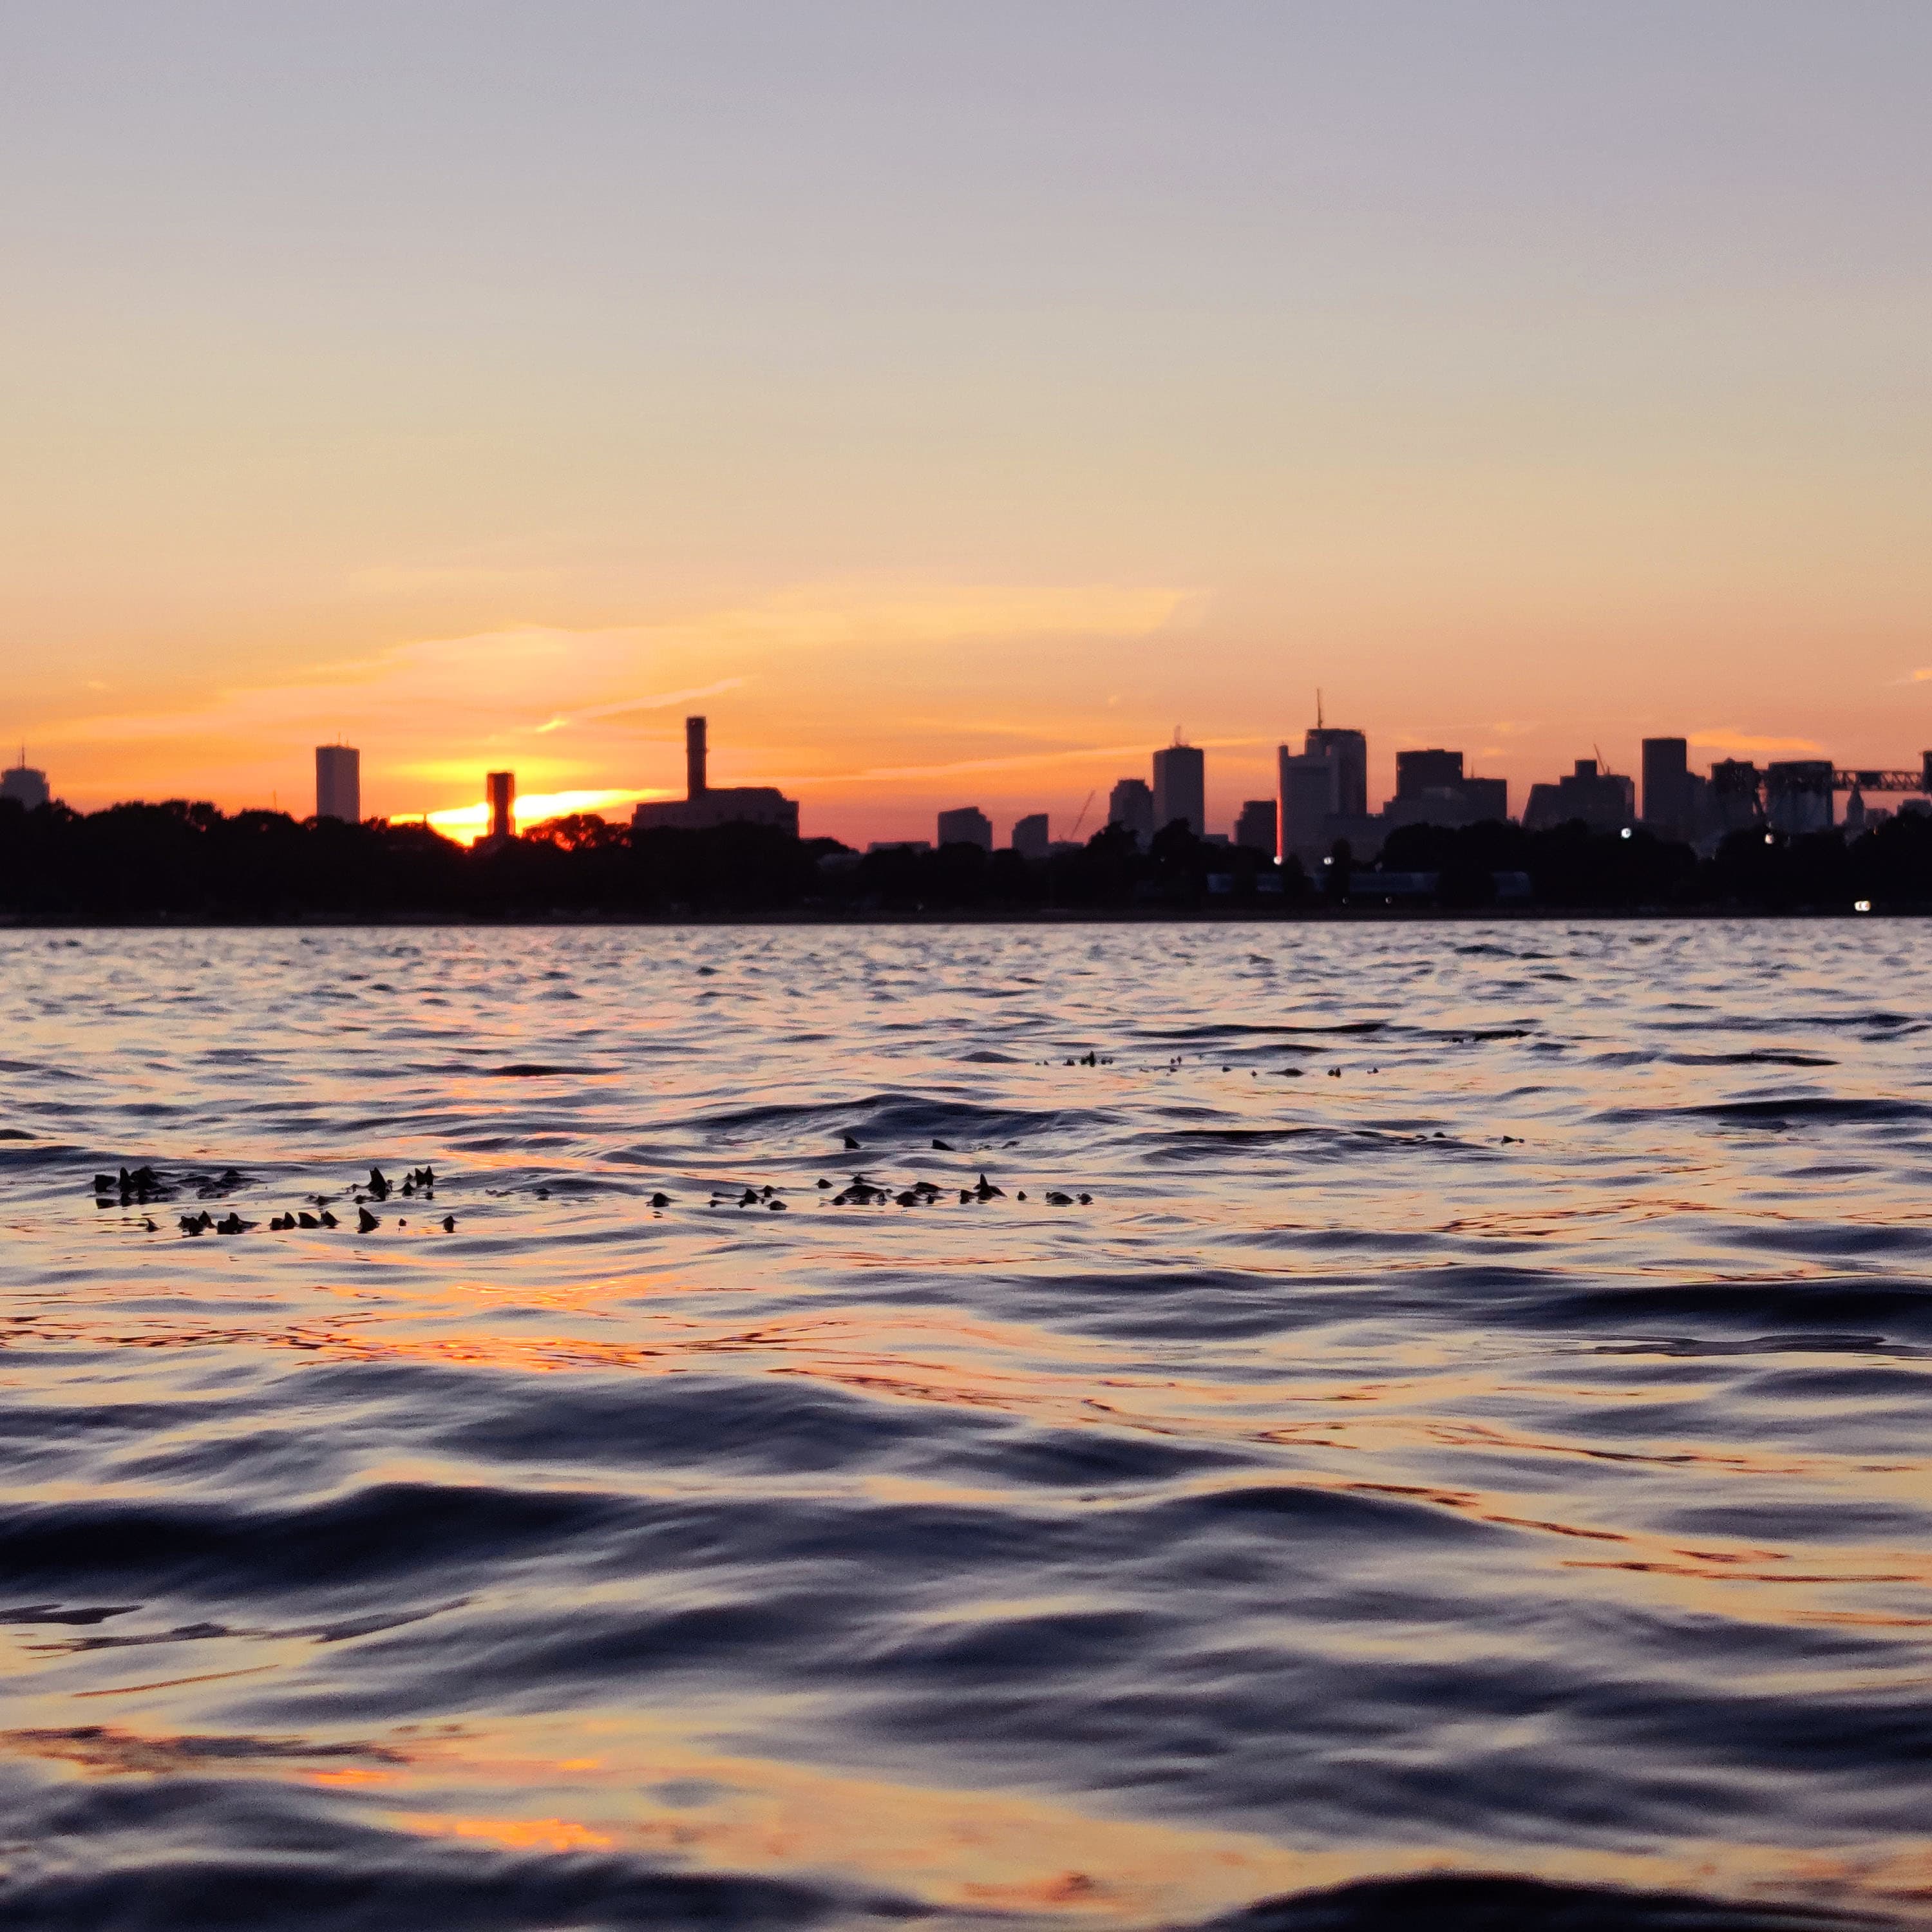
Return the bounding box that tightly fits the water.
[1,921,1928,1930]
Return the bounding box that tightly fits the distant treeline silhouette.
[3,798,1930,918]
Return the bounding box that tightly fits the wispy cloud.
[1689,726,1826,757]
[536,678,750,733]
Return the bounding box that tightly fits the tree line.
[1,796,1929,918]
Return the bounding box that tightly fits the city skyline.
[5,5,1930,845]
[12,711,1929,854]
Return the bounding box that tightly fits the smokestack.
[686,716,708,799]
[487,770,515,842]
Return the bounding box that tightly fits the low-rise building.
[936,806,993,851]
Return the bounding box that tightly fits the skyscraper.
[1,749,50,810]
[1396,748,1464,797]
[1151,742,1205,836]
[314,744,360,822]
[1641,738,1690,834]
[1108,777,1155,846]
[1303,728,1368,817]
[1010,813,1050,858]
[487,771,516,842]
[1278,747,1339,860]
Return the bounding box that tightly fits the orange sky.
[5,5,1929,845]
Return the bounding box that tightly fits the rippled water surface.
[3,922,1930,1930]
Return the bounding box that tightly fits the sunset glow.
[4,8,1926,847]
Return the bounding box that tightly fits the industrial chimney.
[686,716,708,799]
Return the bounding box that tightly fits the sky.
[3,1,1929,844]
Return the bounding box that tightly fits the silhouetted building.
[633,715,800,836]
[1233,799,1277,857]
[1278,748,1337,860]
[1641,738,1691,836]
[315,744,360,823]
[936,806,993,851]
[1151,742,1205,835]
[1277,722,1371,860]
[1011,813,1050,860]
[1522,759,1634,833]
[867,840,931,854]
[1,749,50,810]
[1395,748,1464,797]
[1304,728,1368,817]
[1385,746,1506,830]
[1709,760,1765,833]
[1108,777,1155,846]
[1383,776,1508,831]
[486,771,516,842]
[1766,760,1834,834]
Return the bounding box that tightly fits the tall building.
[1396,748,1464,797]
[1641,738,1690,834]
[1233,799,1278,857]
[1011,813,1050,859]
[1522,759,1634,832]
[1,748,50,810]
[1278,747,1339,859]
[486,771,516,842]
[1275,721,1372,862]
[1108,777,1155,846]
[1151,741,1205,836]
[314,744,360,823]
[1303,728,1368,817]
[1385,748,1507,830]
[633,716,800,836]
[937,806,992,851]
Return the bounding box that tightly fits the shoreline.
[0,905,1915,930]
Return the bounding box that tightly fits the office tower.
[1233,799,1278,857]
[633,717,800,835]
[1303,728,1368,817]
[487,771,515,842]
[1151,742,1205,836]
[1641,738,1690,833]
[1108,777,1155,846]
[1,749,50,810]
[1396,748,1463,798]
[1278,747,1340,859]
[1522,759,1634,832]
[937,806,993,851]
[314,744,360,823]
[1011,813,1050,859]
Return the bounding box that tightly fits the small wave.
[1205,1872,1887,1931]
[1602,1097,1932,1128]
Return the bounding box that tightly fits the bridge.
[1834,768,1929,794]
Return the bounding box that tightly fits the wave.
[1207,1873,1893,1931]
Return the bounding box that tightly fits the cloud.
[1688,726,1826,757]
[542,677,751,732]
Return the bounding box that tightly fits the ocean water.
[1,921,1929,1931]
